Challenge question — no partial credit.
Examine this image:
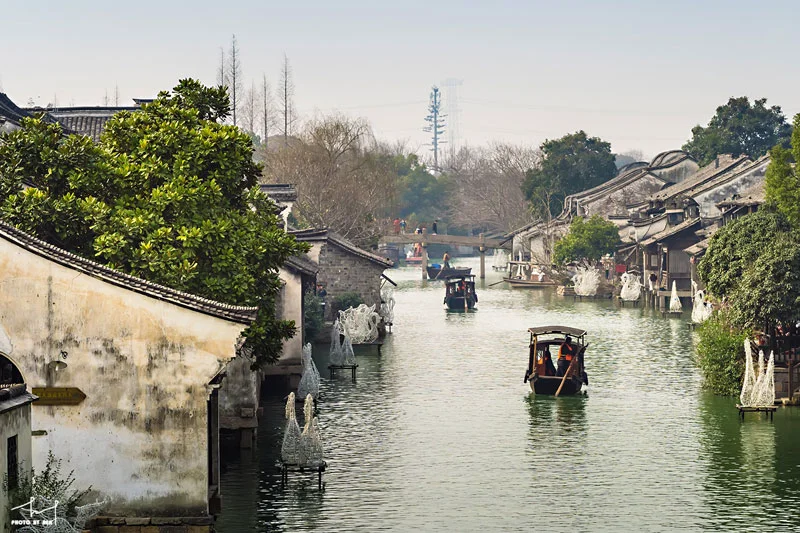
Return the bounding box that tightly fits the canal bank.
[218,257,800,532]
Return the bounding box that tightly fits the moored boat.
[427,264,472,279]
[443,274,478,311]
[504,277,558,288]
[523,326,588,395]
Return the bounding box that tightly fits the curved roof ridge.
[0,220,258,323]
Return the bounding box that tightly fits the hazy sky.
[2,0,798,161]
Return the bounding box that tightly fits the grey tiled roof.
[259,183,298,203]
[27,107,138,142]
[0,220,258,323]
[290,228,393,268]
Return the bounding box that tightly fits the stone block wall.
[317,244,386,321]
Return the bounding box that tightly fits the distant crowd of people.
[392,218,439,235]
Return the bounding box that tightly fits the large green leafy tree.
[698,209,800,328]
[766,113,800,226]
[523,131,616,217]
[682,96,791,166]
[0,79,308,366]
[553,215,619,264]
[393,153,449,222]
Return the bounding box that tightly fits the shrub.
[303,289,324,342]
[332,292,363,315]
[695,309,752,395]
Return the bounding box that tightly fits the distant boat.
[503,277,558,289]
[443,275,478,311]
[523,326,588,396]
[426,264,472,279]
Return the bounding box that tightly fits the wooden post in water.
[421,229,428,279]
[479,233,486,279]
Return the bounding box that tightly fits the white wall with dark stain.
[0,237,248,516]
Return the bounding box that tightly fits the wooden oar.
[487,279,507,287]
[554,344,588,397]
[554,355,578,397]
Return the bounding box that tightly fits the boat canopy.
[527,326,586,337]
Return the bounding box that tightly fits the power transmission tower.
[423,86,447,172]
[441,78,462,163]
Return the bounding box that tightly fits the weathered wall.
[0,237,247,516]
[317,243,386,320]
[583,173,668,217]
[218,354,258,430]
[650,158,699,184]
[692,159,768,220]
[0,403,32,533]
[277,266,305,364]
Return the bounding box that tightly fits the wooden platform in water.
[736,404,777,420]
[277,460,327,489]
[328,364,358,381]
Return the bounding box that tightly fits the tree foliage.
[682,96,791,166]
[695,309,750,395]
[766,113,800,226]
[523,131,617,217]
[698,209,790,300]
[393,153,449,222]
[0,79,308,366]
[698,209,800,329]
[553,215,619,264]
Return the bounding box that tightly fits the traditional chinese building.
[0,220,256,531]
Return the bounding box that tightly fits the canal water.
[218,257,800,532]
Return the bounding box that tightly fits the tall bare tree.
[227,35,242,126]
[240,80,257,134]
[260,74,276,152]
[264,114,396,244]
[216,47,225,87]
[445,143,540,234]
[277,54,297,144]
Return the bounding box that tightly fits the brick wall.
[317,243,386,320]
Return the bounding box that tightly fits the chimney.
[715,156,719,169]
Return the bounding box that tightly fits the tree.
[394,153,449,222]
[766,113,800,226]
[698,209,791,300]
[260,74,276,153]
[682,96,791,166]
[553,215,619,264]
[0,79,308,366]
[446,143,539,233]
[263,114,397,245]
[227,35,242,126]
[523,131,617,217]
[278,54,297,144]
[698,208,800,329]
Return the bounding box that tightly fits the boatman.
[556,336,576,377]
[443,251,451,269]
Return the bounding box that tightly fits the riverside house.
[0,220,257,532]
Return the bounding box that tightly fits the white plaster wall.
[277,267,304,365]
[650,159,699,184]
[0,404,32,533]
[0,237,248,516]
[692,160,767,220]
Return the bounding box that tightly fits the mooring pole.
[479,233,486,279]
[421,231,428,279]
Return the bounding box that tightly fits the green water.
[217,258,800,532]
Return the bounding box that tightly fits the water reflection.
[218,259,800,532]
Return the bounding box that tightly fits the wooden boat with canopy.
[523,326,588,396]
[426,264,472,280]
[443,274,478,311]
